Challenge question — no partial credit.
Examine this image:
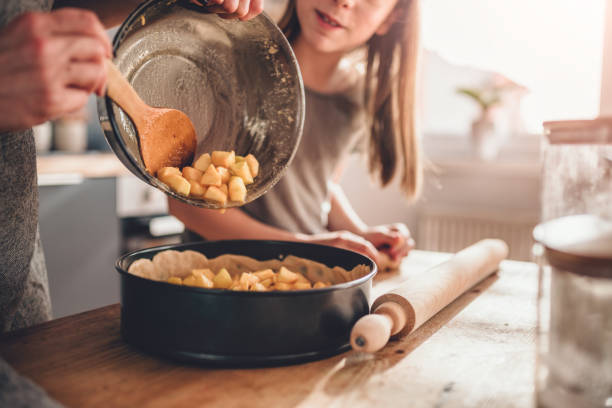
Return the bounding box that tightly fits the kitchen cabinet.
[39,176,120,318]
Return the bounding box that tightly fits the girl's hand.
[190,0,263,21]
[361,223,415,263]
[0,9,111,132]
[302,230,382,268]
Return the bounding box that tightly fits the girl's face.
[295,0,399,53]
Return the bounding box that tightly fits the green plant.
[456,87,502,112]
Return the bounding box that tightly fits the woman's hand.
[0,9,111,132]
[360,223,415,263]
[190,0,263,21]
[301,230,382,267]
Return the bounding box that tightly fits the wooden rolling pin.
[350,239,509,353]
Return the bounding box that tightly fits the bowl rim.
[100,0,305,208]
[116,239,378,296]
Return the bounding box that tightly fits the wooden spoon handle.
[350,239,509,353]
[105,60,148,126]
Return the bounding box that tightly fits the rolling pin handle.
[350,301,408,353]
[374,301,407,336]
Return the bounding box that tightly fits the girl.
[170,0,422,269]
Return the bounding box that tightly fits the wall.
[600,0,612,116]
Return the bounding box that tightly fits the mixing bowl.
[98,0,305,207]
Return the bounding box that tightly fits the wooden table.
[0,251,538,408]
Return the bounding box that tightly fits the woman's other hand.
[190,0,263,21]
[361,223,415,263]
[0,9,111,132]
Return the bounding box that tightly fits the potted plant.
[456,85,502,160]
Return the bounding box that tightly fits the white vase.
[471,112,500,160]
[33,122,53,153]
[54,119,88,153]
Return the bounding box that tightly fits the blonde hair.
[278,0,422,199]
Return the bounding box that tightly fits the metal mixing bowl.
[98,0,304,208]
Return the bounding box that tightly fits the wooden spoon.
[105,60,197,176]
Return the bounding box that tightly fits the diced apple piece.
[193,153,211,172]
[245,154,259,178]
[204,186,227,205]
[192,268,215,281]
[182,166,204,182]
[167,277,182,285]
[229,161,253,185]
[253,269,274,281]
[188,180,205,198]
[260,278,273,288]
[217,167,230,184]
[235,155,245,162]
[190,273,214,288]
[211,150,235,168]
[201,164,222,187]
[157,166,181,179]
[294,282,312,290]
[251,282,267,292]
[228,176,247,203]
[162,174,191,196]
[183,273,212,288]
[296,274,310,284]
[277,266,299,283]
[239,272,260,290]
[213,268,232,289]
[313,281,330,289]
[220,183,228,197]
[274,282,292,291]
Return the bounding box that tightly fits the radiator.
[417,210,538,261]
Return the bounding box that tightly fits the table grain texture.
[0,250,539,408]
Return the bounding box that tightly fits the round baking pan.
[116,240,376,366]
[98,0,305,208]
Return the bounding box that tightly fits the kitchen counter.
[0,250,538,408]
[37,152,129,179]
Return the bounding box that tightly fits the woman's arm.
[327,181,368,235]
[168,197,382,261]
[168,198,299,241]
[327,181,414,262]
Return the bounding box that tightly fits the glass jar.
[533,215,612,408]
[541,119,612,221]
[535,119,612,407]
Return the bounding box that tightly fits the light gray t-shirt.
[0,0,53,334]
[241,85,367,234]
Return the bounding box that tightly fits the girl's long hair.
[278,0,422,199]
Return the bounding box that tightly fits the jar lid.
[533,214,612,278]
[543,117,612,145]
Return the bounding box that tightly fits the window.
[421,0,606,135]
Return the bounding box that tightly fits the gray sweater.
[1,2,62,408]
[0,0,53,335]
